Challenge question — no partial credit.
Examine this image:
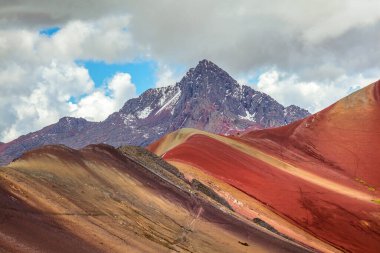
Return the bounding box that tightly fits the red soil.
[1,144,312,253]
[243,80,380,188]
[150,80,380,253]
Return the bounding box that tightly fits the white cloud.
[126,0,380,79]
[1,66,137,142]
[108,72,136,108]
[155,64,183,87]
[0,16,137,142]
[36,15,134,63]
[255,69,378,113]
[2,1,379,79]
[302,0,380,44]
[0,15,134,64]
[0,61,95,142]
[70,72,136,121]
[69,91,114,122]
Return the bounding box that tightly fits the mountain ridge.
[0,142,313,252]
[0,59,310,165]
[149,80,380,253]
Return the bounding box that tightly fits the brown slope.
[148,80,380,253]
[0,185,101,253]
[0,144,312,253]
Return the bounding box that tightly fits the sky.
[0,0,379,142]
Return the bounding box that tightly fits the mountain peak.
[196,59,218,68]
[179,59,238,92]
[0,59,310,165]
[193,59,227,75]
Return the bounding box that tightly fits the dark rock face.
[191,179,233,211]
[0,60,310,165]
[284,105,310,124]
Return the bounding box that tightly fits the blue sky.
[77,60,157,94]
[41,26,157,94]
[39,27,60,36]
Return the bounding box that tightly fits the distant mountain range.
[0,59,309,165]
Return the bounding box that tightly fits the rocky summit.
[0,60,309,165]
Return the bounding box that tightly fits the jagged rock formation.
[0,60,309,165]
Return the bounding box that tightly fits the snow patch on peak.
[136,107,153,119]
[155,89,181,115]
[240,110,256,121]
[284,108,289,117]
[122,113,136,126]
